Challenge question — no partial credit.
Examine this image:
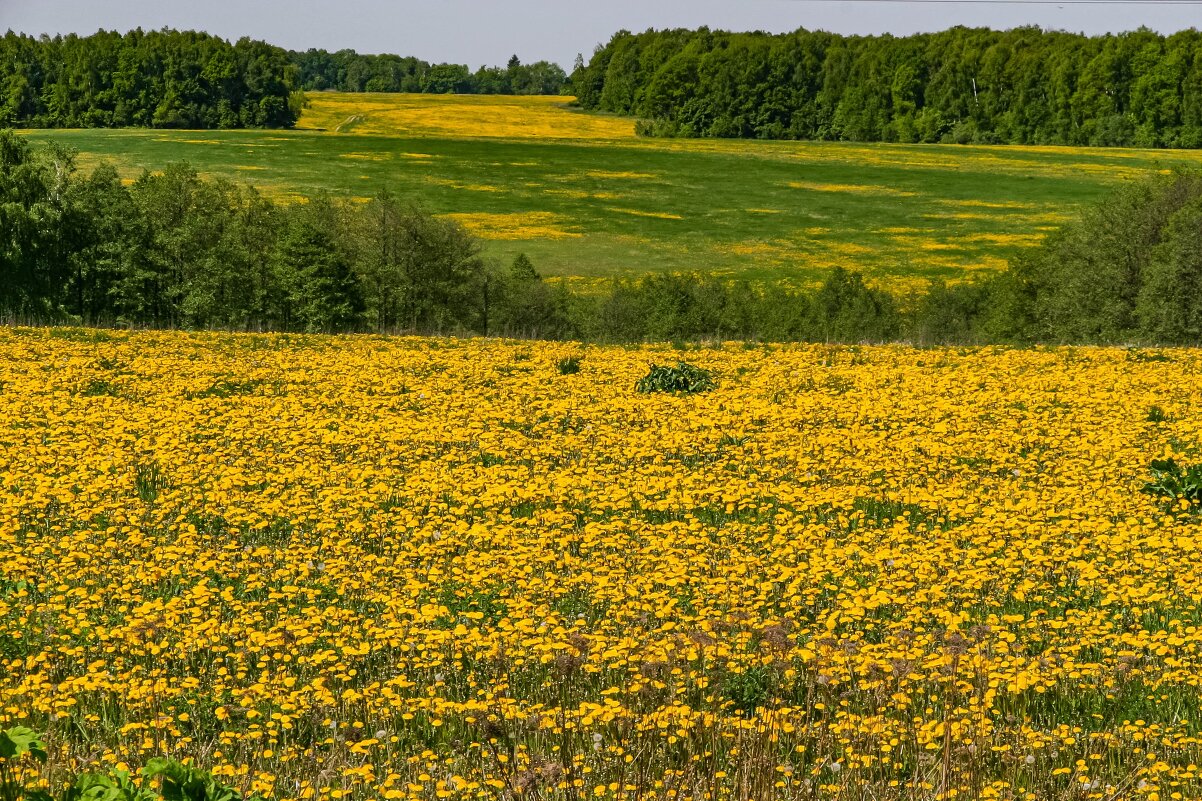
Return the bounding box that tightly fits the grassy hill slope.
[26,93,1202,292]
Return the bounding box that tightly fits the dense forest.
[290,50,568,95]
[0,29,300,128]
[5,130,1202,343]
[0,27,571,130]
[572,26,1202,147]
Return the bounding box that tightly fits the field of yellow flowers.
[294,93,635,141]
[3,328,1202,800]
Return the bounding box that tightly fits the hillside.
[25,92,1202,292]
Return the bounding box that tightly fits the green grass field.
[25,93,1202,293]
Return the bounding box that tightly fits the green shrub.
[555,356,582,375]
[635,362,716,394]
[134,461,167,504]
[1142,459,1202,504]
[721,666,775,716]
[0,725,252,801]
[1,727,46,801]
[142,758,248,801]
[187,379,266,400]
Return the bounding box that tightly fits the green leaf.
[143,759,246,801]
[1144,459,1202,506]
[0,726,47,763]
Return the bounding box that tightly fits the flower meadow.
[294,93,636,141]
[3,328,1202,800]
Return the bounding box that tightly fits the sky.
[3,0,1199,69]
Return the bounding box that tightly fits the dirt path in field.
[335,114,365,133]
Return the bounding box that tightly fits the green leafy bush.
[1142,459,1202,504]
[134,461,167,504]
[635,362,717,394]
[1,727,46,801]
[187,379,266,400]
[555,356,582,375]
[54,769,154,801]
[0,726,251,801]
[142,759,247,801]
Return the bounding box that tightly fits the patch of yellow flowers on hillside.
[296,93,636,141]
[2,329,1202,800]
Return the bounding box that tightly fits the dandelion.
[3,328,1202,800]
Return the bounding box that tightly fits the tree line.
[572,26,1202,148]
[978,169,1202,344]
[5,131,1202,344]
[595,169,1202,346]
[291,50,568,95]
[1,131,482,332]
[0,128,906,339]
[0,25,571,133]
[0,29,301,129]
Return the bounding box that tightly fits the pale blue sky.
[3,0,1197,69]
